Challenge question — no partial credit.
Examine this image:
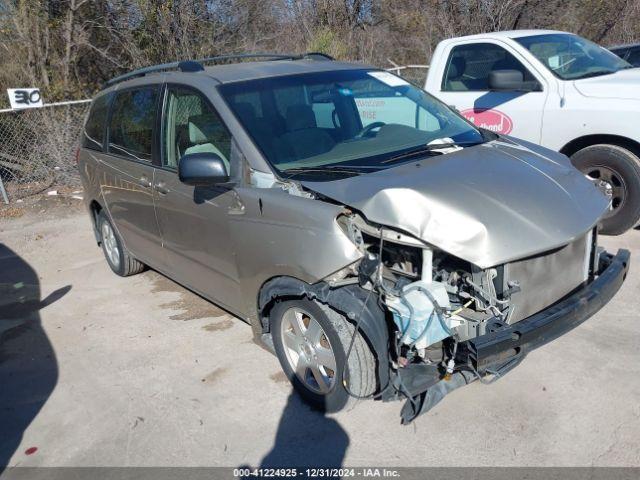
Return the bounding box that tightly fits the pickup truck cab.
[425,30,640,234]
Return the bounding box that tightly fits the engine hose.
[464,276,509,306]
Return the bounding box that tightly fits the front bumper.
[467,249,630,372]
[399,249,630,424]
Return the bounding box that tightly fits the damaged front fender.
[257,276,393,400]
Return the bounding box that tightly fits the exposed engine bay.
[334,210,598,387]
[253,158,620,424]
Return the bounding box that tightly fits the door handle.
[138,176,152,188]
[155,182,170,195]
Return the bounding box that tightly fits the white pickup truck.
[423,30,640,234]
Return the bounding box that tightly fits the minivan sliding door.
[102,85,163,266]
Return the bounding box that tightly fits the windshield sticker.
[368,71,410,87]
[460,108,513,135]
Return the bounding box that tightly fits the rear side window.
[612,46,640,65]
[628,47,640,66]
[442,43,537,91]
[83,93,112,151]
[610,47,630,61]
[108,87,159,161]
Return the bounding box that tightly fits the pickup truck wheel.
[97,211,145,276]
[271,298,376,413]
[571,144,640,235]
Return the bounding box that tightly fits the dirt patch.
[201,367,228,384]
[270,371,289,384]
[202,318,233,332]
[0,188,84,220]
[147,271,226,321]
[0,205,25,219]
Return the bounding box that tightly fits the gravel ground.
[1,200,639,468]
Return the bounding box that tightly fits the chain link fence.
[0,100,91,203]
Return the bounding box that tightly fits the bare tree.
[1,0,640,109]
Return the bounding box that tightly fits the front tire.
[97,211,145,277]
[271,298,376,413]
[571,144,640,235]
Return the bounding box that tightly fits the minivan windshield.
[515,33,632,80]
[219,69,485,179]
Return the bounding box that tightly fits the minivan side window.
[108,87,159,161]
[442,43,538,91]
[162,86,232,171]
[83,93,112,151]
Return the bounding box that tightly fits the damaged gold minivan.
[78,53,629,423]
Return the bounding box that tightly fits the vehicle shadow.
[247,392,349,475]
[0,243,67,471]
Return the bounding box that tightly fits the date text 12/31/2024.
[233,467,401,478]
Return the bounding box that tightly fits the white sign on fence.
[7,88,43,110]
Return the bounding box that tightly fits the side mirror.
[488,69,525,91]
[178,152,229,186]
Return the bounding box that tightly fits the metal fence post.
[0,176,8,204]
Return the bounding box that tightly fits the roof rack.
[104,52,335,87]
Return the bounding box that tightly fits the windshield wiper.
[282,165,368,179]
[381,141,479,164]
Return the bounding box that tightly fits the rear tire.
[97,211,145,277]
[271,298,376,413]
[570,144,640,235]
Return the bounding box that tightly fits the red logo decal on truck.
[460,108,513,135]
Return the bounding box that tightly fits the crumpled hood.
[302,139,609,268]
[574,68,640,100]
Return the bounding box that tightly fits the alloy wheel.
[101,221,121,270]
[279,307,337,394]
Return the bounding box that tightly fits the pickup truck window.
[612,45,640,66]
[515,33,631,80]
[627,47,640,67]
[442,43,537,91]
